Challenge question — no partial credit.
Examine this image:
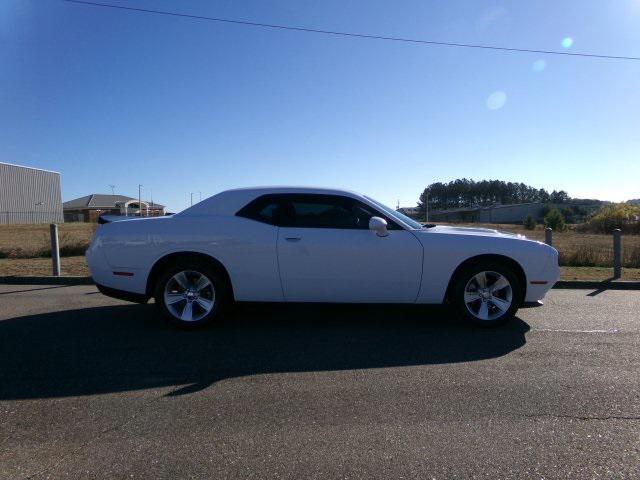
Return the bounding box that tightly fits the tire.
[451,260,522,327]
[154,261,229,328]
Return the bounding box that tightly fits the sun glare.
[532,59,547,72]
[561,37,574,49]
[486,91,507,110]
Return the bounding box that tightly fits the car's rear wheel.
[451,261,522,327]
[154,262,228,328]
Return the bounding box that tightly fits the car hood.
[419,225,526,239]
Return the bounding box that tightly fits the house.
[63,194,165,222]
[0,162,63,224]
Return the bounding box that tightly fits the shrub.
[562,207,574,223]
[624,245,640,268]
[560,245,602,267]
[544,208,566,232]
[59,241,88,257]
[541,204,551,217]
[523,214,537,230]
[583,203,640,234]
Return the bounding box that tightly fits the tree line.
[418,179,570,212]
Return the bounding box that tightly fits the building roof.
[63,194,164,209]
[429,206,481,215]
[430,202,546,215]
[0,161,60,175]
[479,202,544,211]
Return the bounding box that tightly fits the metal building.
[0,162,64,224]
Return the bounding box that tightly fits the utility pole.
[138,184,143,217]
[109,184,116,195]
[190,193,194,206]
[199,191,202,202]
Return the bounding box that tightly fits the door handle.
[285,236,302,242]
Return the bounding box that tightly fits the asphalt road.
[0,285,638,479]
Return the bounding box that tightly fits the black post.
[545,227,553,246]
[613,229,622,279]
[50,224,61,277]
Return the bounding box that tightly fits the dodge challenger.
[87,187,559,327]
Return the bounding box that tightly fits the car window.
[237,193,401,229]
[364,196,425,229]
[236,195,282,225]
[259,202,278,219]
[289,196,363,229]
[283,194,401,230]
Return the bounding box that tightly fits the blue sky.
[2,0,639,212]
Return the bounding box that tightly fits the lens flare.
[561,37,573,49]
[532,59,546,72]
[486,91,507,110]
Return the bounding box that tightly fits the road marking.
[533,328,620,334]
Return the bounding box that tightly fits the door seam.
[275,227,287,301]
[408,230,425,303]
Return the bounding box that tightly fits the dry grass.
[560,266,640,281]
[0,256,89,276]
[0,222,95,259]
[437,223,640,268]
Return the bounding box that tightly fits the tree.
[523,214,537,230]
[550,190,570,203]
[538,188,551,203]
[417,179,572,213]
[544,208,566,231]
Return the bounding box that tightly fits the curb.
[554,280,640,290]
[0,276,94,285]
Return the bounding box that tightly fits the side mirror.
[369,216,389,237]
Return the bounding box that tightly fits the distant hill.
[628,199,640,205]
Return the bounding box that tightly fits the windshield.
[364,196,425,230]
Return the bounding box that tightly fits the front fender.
[414,231,554,304]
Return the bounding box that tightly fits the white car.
[87,187,559,327]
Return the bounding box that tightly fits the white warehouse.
[0,162,64,224]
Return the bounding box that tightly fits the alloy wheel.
[463,270,513,321]
[163,270,216,322]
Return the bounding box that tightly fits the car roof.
[177,186,366,217]
[224,186,362,196]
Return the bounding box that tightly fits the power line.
[64,0,640,62]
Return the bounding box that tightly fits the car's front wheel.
[154,262,228,328]
[451,261,522,327]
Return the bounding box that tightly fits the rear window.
[236,195,282,225]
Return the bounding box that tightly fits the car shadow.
[0,303,529,400]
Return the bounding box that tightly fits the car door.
[275,194,423,303]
